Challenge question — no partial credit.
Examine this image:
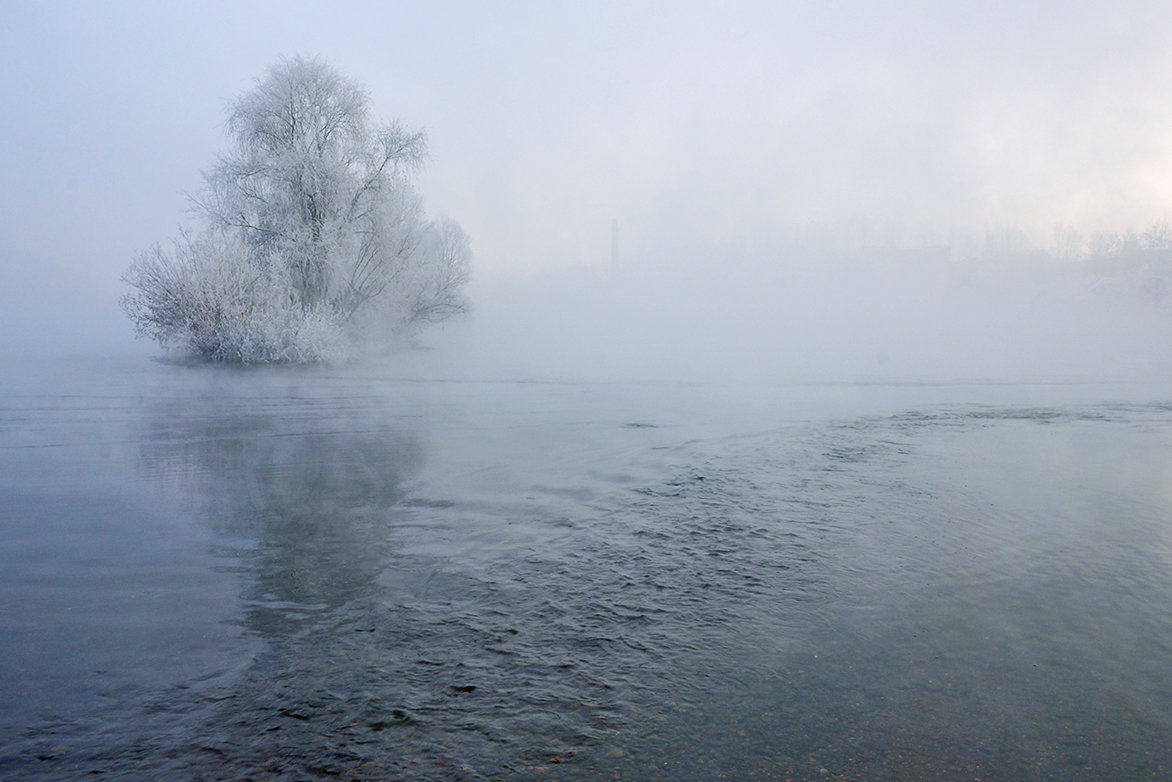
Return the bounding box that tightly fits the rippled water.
[2,358,1171,780]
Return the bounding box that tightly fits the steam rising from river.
[419,238,1171,385]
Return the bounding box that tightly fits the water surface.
[2,358,1171,779]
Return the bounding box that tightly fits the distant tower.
[610,218,620,271]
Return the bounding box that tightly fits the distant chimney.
[611,218,620,270]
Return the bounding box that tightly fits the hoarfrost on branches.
[122,55,470,363]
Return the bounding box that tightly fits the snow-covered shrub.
[121,56,469,363]
[122,230,345,363]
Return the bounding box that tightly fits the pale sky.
[3,1,1172,354]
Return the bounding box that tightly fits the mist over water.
[8,105,1172,780]
[428,236,1172,387]
[6,3,1172,779]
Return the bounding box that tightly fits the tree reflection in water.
[138,395,424,638]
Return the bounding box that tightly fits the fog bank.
[419,239,1172,385]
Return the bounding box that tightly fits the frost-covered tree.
[122,55,470,363]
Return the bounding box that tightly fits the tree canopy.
[122,56,470,363]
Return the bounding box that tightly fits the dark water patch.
[402,497,457,509]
